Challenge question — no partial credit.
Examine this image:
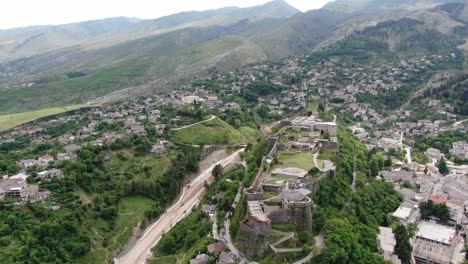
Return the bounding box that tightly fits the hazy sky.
[0,0,332,30]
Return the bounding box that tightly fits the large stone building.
[412,221,457,264]
[280,190,313,232]
[240,201,272,236]
[282,116,337,136]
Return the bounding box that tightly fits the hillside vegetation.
[170,117,251,145]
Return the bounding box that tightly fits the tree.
[309,167,321,177]
[158,235,176,255]
[437,157,449,175]
[395,225,412,264]
[419,200,451,224]
[384,157,392,167]
[212,164,224,180]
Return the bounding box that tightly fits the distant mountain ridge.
[0,0,467,114]
[0,17,141,62]
[323,0,468,13]
[0,0,299,63]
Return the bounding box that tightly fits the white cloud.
[0,0,331,29]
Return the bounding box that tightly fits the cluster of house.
[17,154,55,170]
[258,90,307,116]
[0,168,64,202]
[377,159,468,263]
[315,54,458,104]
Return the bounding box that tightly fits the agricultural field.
[0,105,87,132]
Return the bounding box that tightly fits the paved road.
[115,149,244,264]
[171,115,216,131]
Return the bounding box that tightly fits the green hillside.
[0,35,265,113]
[0,105,87,131]
[170,117,252,145]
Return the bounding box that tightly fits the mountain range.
[0,0,467,114]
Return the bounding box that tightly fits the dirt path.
[115,149,244,264]
[171,115,215,131]
[291,233,324,264]
[261,121,280,135]
[453,119,468,127]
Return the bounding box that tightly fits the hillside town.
[0,50,467,264]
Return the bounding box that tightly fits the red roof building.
[430,195,448,204]
[207,242,225,255]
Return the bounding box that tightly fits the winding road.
[115,148,244,264]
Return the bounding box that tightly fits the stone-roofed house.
[450,141,468,159]
[380,170,415,184]
[150,144,166,155]
[38,154,54,168]
[377,227,401,264]
[190,254,209,264]
[37,169,64,181]
[425,148,444,162]
[392,203,419,225]
[217,251,238,264]
[17,159,37,170]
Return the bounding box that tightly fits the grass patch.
[77,196,156,264]
[170,117,247,145]
[272,152,315,171]
[264,176,289,184]
[239,126,265,143]
[318,149,336,161]
[263,191,279,199]
[0,104,86,131]
[307,98,319,112]
[111,196,155,250]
